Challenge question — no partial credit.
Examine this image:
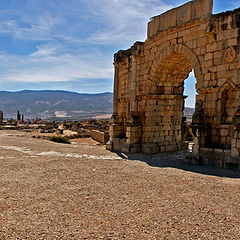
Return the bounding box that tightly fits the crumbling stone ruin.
[108,0,240,169]
[59,120,110,143]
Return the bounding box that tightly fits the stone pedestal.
[108,112,141,153]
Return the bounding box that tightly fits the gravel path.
[0,130,240,239]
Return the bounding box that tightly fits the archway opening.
[184,70,197,121]
[183,70,197,150]
[144,52,198,153]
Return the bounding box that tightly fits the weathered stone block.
[126,137,139,144]
[231,148,239,158]
[91,130,109,144]
[200,148,214,166]
[147,0,212,38]
[213,149,223,168]
[165,145,178,152]
[220,128,229,137]
[192,0,213,19]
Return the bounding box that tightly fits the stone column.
[113,62,119,115]
[130,56,137,112]
[231,106,240,159]
[124,55,141,153]
[107,60,121,151]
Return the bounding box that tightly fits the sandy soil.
[0,130,240,239]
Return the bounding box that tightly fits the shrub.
[50,136,71,144]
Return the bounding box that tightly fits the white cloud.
[0,47,113,84]
[84,0,172,45]
[0,0,172,45]
[0,0,174,90]
[233,1,240,8]
[30,44,59,57]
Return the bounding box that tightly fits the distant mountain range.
[0,90,113,120]
[0,90,195,121]
[184,107,195,122]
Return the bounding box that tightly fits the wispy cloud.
[0,49,113,83]
[83,0,172,46]
[0,0,173,91]
[233,1,240,8]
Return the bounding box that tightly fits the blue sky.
[0,0,238,107]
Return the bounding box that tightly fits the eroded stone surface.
[108,0,240,169]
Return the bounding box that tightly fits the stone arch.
[109,0,240,168]
[134,44,203,153]
[216,81,238,122]
[217,81,236,99]
[149,44,203,89]
[220,85,236,124]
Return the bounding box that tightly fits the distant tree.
[0,110,3,122]
[17,111,21,121]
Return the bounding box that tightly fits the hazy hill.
[0,90,113,119]
[0,90,195,121]
[184,107,195,123]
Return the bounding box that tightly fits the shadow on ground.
[114,150,240,178]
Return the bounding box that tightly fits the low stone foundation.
[185,147,240,170]
[91,130,109,144]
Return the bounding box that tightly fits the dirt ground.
[0,130,240,239]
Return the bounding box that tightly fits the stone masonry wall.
[108,0,240,170]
